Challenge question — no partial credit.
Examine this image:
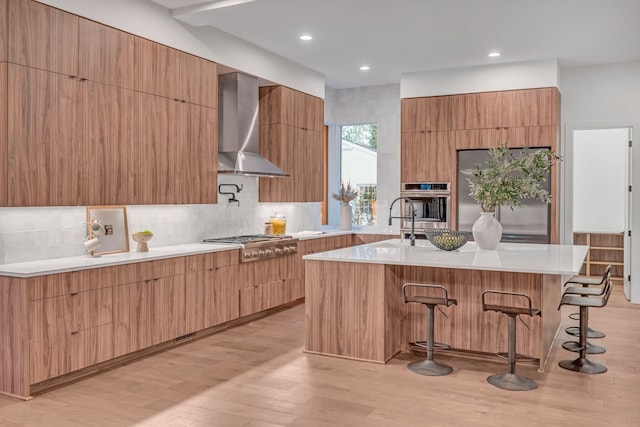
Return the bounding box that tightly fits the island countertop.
[303,239,588,276]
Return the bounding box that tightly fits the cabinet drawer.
[138,257,186,280]
[30,323,113,384]
[29,287,112,343]
[239,280,287,317]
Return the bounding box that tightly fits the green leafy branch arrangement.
[467,143,561,212]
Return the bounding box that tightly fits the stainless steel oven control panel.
[240,240,298,263]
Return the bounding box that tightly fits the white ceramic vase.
[472,211,502,250]
[339,204,353,231]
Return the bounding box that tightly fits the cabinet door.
[8,64,83,206]
[454,128,504,150]
[197,265,240,329]
[179,50,217,108]
[239,280,287,318]
[301,128,324,202]
[181,104,217,204]
[8,0,78,75]
[402,96,453,132]
[113,280,152,357]
[500,88,559,127]
[453,92,501,130]
[258,124,296,202]
[304,94,324,132]
[151,275,186,345]
[0,63,7,206]
[0,0,7,62]
[401,131,455,182]
[78,18,134,89]
[67,324,113,373]
[134,37,179,100]
[503,126,555,149]
[130,93,187,204]
[83,80,133,205]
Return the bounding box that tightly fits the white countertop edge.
[303,239,589,276]
[0,243,242,278]
[292,227,398,240]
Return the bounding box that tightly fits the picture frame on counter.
[86,205,130,255]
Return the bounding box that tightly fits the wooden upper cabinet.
[181,104,217,204]
[402,96,453,132]
[78,18,134,89]
[453,91,502,130]
[134,37,178,101]
[258,124,296,202]
[259,86,323,131]
[500,88,559,127]
[455,128,503,150]
[0,0,7,62]
[178,50,217,108]
[0,63,6,206]
[401,131,455,183]
[8,0,78,75]
[135,37,217,107]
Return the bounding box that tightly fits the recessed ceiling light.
[360,65,370,71]
[300,35,313,41]
[489,52,501,57]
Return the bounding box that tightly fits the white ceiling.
[150,0,640,89]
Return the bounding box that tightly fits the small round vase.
[472,212,502,250]
[339,204,353,231]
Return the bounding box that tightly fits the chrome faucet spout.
[388,197,416,246]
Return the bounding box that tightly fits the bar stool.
[563,265,611,341]
[562,266,611,355]
[402,283,457,376]
[481,290,541,391]
[558,277,612,374]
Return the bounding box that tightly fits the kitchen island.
[303,239,588,371]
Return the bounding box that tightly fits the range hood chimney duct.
[217,72,289,177]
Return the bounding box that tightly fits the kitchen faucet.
[389,197,416,246]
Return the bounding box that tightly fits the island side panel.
[472,270,543,359]
[305,260,388,362]
[402,266,472,352]
[0,277,30,398]
[384,265,406,360]
[540,273,563,368]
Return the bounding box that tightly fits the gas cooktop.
[202,234,298,262]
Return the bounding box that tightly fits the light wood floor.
[1,287,638,426]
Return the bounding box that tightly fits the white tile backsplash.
[0,174,321,264]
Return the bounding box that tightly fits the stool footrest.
[562,340,606,354]
[565,326,605,339]
[411,341,451,351]
[487,373,538,391]
[495,352,537,363]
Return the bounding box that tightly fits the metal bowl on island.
[425,229,470,251]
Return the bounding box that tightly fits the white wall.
[36,0,325,97]
[573,128,627,233]
[560,60,640,303]
[401,58,559,97]
[325,85,401,228]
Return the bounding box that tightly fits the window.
[341,123,377,225]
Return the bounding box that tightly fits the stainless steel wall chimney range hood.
[217,72,289,177]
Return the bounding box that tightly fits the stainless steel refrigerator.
[457,148,551,244]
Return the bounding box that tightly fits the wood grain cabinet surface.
[0,0,7,62]
[259,86,324,203]
[401,131,455,183]
[0,63,7,206]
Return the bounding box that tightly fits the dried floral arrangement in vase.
[332,181,358,231]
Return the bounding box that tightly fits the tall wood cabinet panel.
[179,50,217,109]
[78,17,134,89]
[181,104,217,204]
[455,128,503,150]
[134,37,178,101]
[8,0,78,76]
[260,85,323,131]
[8,64,132,206]
[500,88,559,127]
[401,131,455,182]
[130,93,187,205]
[0,63,6,206]
[0,0,7,62]
[453,91,502,130]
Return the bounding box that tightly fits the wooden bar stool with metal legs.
[481,290,541,391]
[558,277,612,374]
[561,266,611,355]
[403,283,457,376]
[563,264,611,347]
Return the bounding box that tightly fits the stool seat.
[405,295,457,307]
[482,290,540,391]
[483,304,540,317]
[565,275,606,286]
[403,283,456,376]
[564,286,607,296]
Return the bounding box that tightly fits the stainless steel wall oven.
[400,182,451,238]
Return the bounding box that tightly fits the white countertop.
[303,239,589,275]
[0,243,241,278]
[291,226,398,240]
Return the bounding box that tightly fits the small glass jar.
[269,214,286,235]
[264,222,273,235]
